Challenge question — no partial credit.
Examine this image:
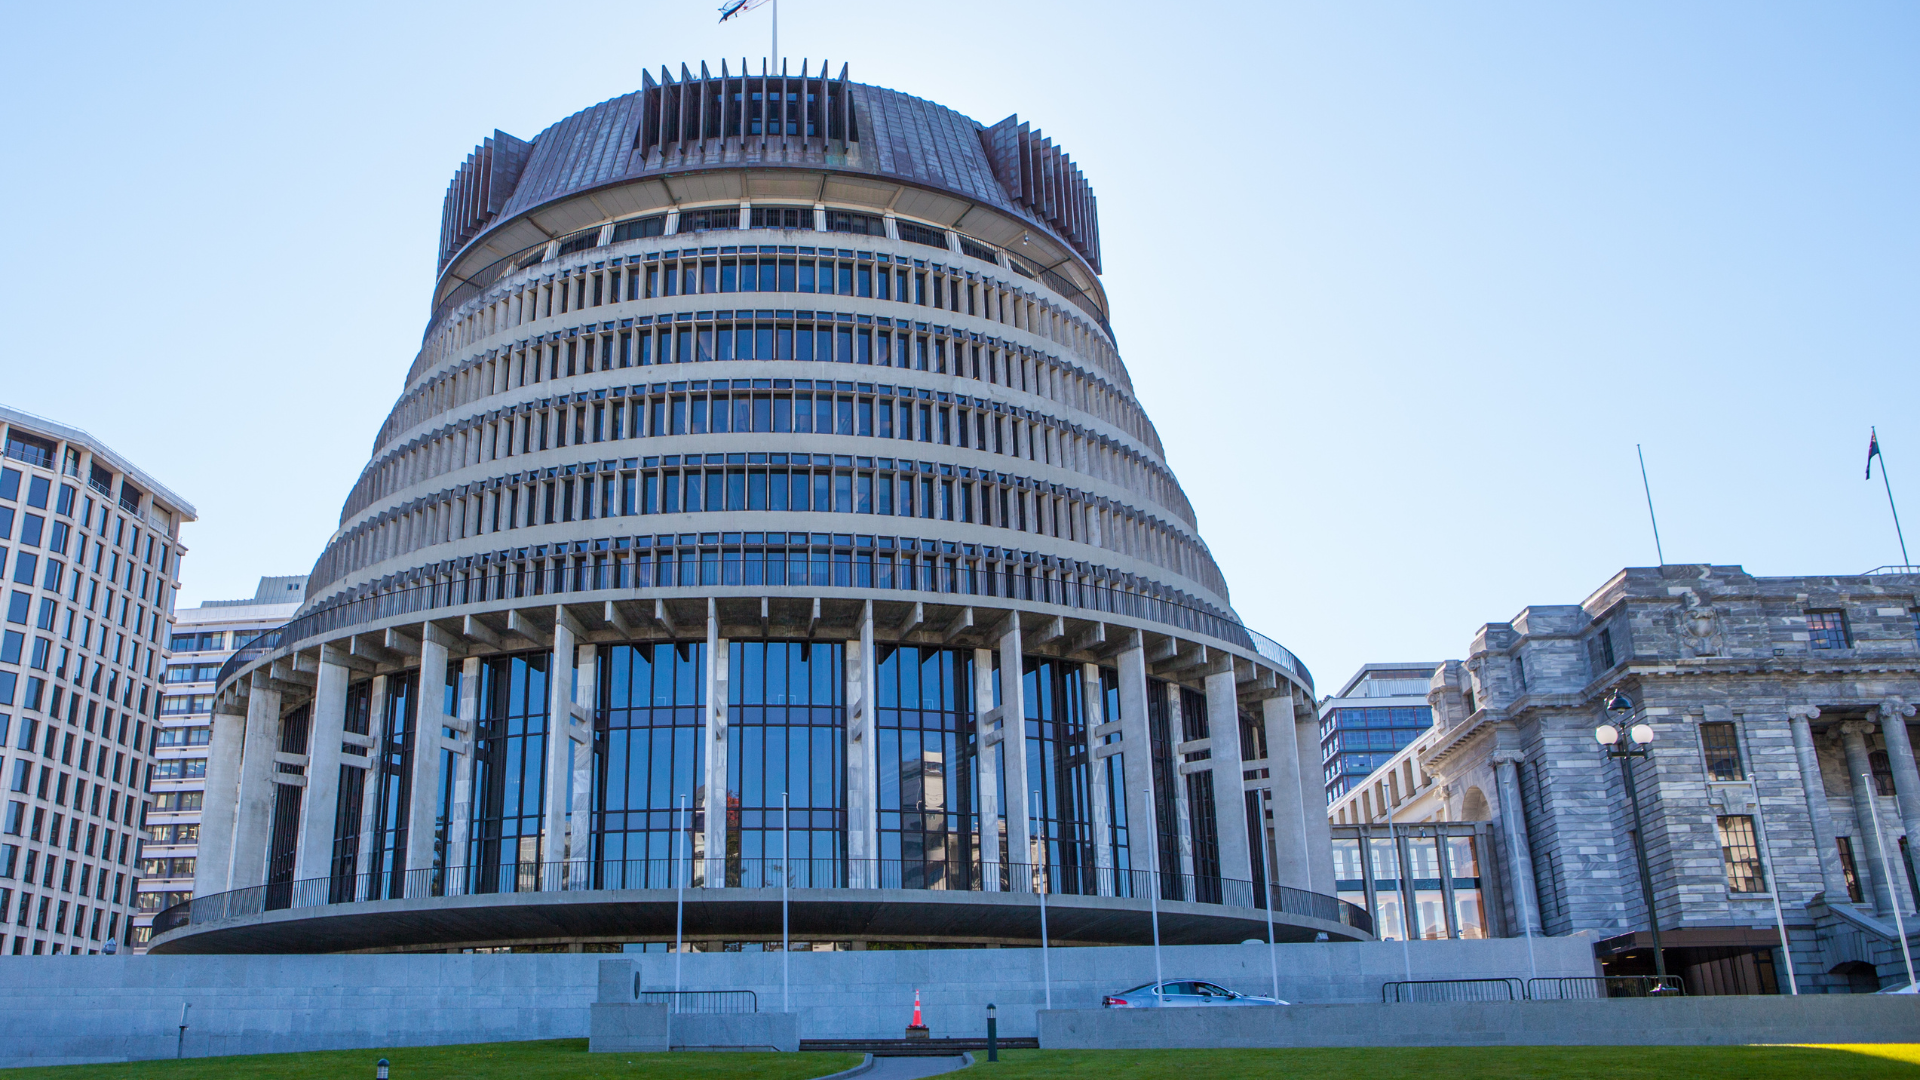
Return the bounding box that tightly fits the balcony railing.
[152,857,1371,940]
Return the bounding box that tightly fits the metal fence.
[1381,978,1524,1003]
[152,856,1371,939]
[1527,976,1685,999]
[639,990,758,1014]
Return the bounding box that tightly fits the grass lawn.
[966,1046,1920,1078]
[0,1040,862,1079]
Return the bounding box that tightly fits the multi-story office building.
[1319,663,1437,803]
[0,406,194,954]
[151,66,1356,955]
[1341,563,1920,994]
[132,576,305,949]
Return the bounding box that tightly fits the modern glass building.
[131,576,304,950]
[152,65,1363,954]
[1319,664,1437,803]
[0,405,195,955]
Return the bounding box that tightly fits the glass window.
[1716,815,1767,893]
[1807,610,1850,650]
[1446,834,1487,939]
[726,641,845,888]
[1406,833,1446,939]
[1369,836,1405,941]
[1700,722,1744,781]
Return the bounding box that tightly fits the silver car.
[1102,980,1288,1007]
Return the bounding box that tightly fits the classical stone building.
[1377,563,1920,993]
[149,65,1356,954]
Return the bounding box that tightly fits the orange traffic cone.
[906,988,930,1038]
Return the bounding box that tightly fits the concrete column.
[1262,694,1311,890]
[1166,688,1196,881]
[570,644,598,881]
[292,653,349,883]
[1839,720,1894,913]
[1877,697,1920,908]
[543,622,575,869]
[973,646,1002,885]
[1204,668,1251,887]
[1083,663,1113,878]
[447,655,482,877]
[846,604,878,872]
[1293,693,1336,896]
[1116,639,1156,892]
[355,675,388,881]
[1789,707,1852,902]
[193,700,248,897]
[702,600,728,884]
[405,634,450,875]
[997,613,1031,876]
[1493,757,1543,935]
[228,671,283,890]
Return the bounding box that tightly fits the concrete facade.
[1358,564,1920,994]
[0,937,1595,1068]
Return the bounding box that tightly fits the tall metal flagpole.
[1864,773,1917,988]
[1637,444,1666,566]
[1869,428,1911,568]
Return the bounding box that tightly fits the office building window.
[1699,722,1744,781]
[1715,815,1766,893]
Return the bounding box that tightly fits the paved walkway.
[857,1054,972,1079]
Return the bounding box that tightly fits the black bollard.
[986,1003,997,1062]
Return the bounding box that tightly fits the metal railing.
[152,856,1371,940]
[1382,978,1524,1003]
[640,990,758,1014]
[1526,976,1685,999]
[213,627,288,693]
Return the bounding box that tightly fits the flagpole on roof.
[1868,428,1911,569]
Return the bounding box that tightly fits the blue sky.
[2,1,1914,688]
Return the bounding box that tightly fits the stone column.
[228,671,283,890]
[845,604,878,875]
[973,646,1002,886]
[1083,663,1114,878]
[543,621,575,871]
[292,652,349,883]
[1292,692,1335,896]
[702,600,728,885]
[1166,688,1196,882]
[1116,637,1157,893]
[1877,697,1920,910]
[447,655,482,881]
[570,643,599,883]
[1204,667,1252,888]
[997,613,1031,877]
[405,633,450,876]
[1262,693,1311,890]
[193,699,248,897]
[1788,706,1851,901]
[1493,757,1543,935]
[1839,720,1894,913]
[355,674,388,881]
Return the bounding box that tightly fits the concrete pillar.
[543,621,574,871]
[570,644,598,882]
[973,646,1002,886]
[1493,757,1543,935]
[1166,687,1196,882]
[997,613,1030,877]
[355,675,388,881]
[1083,663,1113,878]
[447,655,482,881]
[702,600,728,885]
[846,604,878,873]
[1839,720,1894,913]
[193,700,248,897]
[1262,693,1311,890]
[1116,638,1156,893]
[1877,697,1920,908]
[1204,668,1251,888]
[292,653,349,883]
[1293,692,1336,896]
[1789,707,1852,902]
[406,634,450,876]
[229,671,283,890]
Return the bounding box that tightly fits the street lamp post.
[1595,690,1665,980]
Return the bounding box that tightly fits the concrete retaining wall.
[1038,996,1920,1048]
[0,937,1596,1068]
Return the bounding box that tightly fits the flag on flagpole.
[1868,428,1883,481]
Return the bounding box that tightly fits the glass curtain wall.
[369,672,419,899]
[1022,657,1096,894]
[1098,668,1131,896]
[430,661,460,890]
[726,641,845,887]
[1180,686,1222,904]
[264,703,312,906]
[1330,824,1491,940]
[470,652,551,893]
[593,642,706,888]
[329,680,374,900]
[876,644,978,890]
[1147,678,1183,901]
